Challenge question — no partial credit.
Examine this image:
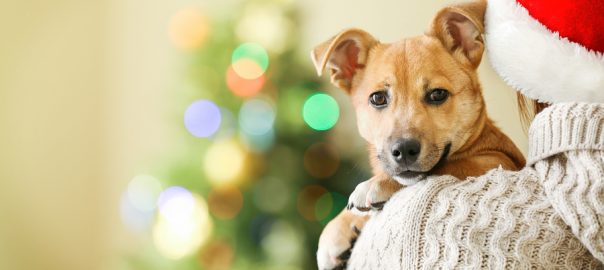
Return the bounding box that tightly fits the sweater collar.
[527,103,604,166]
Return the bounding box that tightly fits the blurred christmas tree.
[119,1,369,269]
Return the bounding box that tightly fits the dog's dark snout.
[391,139,421,164]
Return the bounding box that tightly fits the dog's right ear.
[429,0,486,69]
[311,29,378,92]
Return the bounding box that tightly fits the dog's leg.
[317,210,369,270]
[348,174,404,212]
[317,175,403,269]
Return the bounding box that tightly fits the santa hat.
[485,0,604,103]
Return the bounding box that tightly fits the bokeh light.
[241,128,275,153]
[239,99,275,136]
[226,66,265,97]
[250,215,274,245]
[204,139,247,187]
[315,192,347,226]
[236,5,292,53]
[232,43,269,73]
[253,177,290,214]
[302,93,339,131]
[278,86,313,130]
[169,7,209,50]
[303,142,340,179]
[213,108,237,139]
[199,239,234,270]
[261,221,303,265]
[184,100,222,138]
[120,192,154,232]
[207,187,243,220]
[158,186,194,223]
[296,185,328,221]
[127,174,163,212]
[232,59,265,80]
[153,189,212,260]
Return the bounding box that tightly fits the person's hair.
[516,92,549,131]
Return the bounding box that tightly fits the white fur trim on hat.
[485,0,604,103]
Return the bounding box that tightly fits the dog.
[311,1,526,269]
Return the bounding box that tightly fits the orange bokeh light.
[303,142,340,179]
[207,187,244,220]
[296,185,328,221]
[199,239,234,270]
[169,7,209,50]
[226,66,265,97]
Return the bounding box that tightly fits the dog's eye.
[369,91,388,108]
[425,88,449,105]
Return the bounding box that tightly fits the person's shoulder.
[528,103,604,165]
[387,167,538,209]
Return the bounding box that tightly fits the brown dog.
[312,1,525,269]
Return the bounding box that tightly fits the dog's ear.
[311,29,378,92]
[430,0,486,68]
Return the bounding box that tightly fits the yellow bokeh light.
[169,7,209,50]
[153,194,212,260]
[204,139,247,187]
[232,59,265,79]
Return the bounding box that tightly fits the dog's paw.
[347,176,403,213]
[317,212,367,270]
[347,180,372,213]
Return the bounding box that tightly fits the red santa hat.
[485,0,604,103]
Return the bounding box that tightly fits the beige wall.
[0,1,526,269]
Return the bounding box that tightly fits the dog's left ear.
[430,0,486,69]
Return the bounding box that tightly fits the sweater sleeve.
[528,103,604,263]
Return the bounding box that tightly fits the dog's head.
[311,1,487,183]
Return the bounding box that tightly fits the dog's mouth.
[390,143,452,184]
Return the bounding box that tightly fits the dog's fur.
[312,1,526,269]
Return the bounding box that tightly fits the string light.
[303,93,339,131]
[184,100,222,138]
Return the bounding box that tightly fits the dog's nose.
[391,139,421,164]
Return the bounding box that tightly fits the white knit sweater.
[348,103,604,269]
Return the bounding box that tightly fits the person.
[347,0,604,268]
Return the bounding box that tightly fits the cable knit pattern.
[348,103,604,269]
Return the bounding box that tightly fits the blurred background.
[0,0,526,269]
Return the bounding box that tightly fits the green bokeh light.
[231,43,269,71]
[303,93,339,131]
[316,192,347,226]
